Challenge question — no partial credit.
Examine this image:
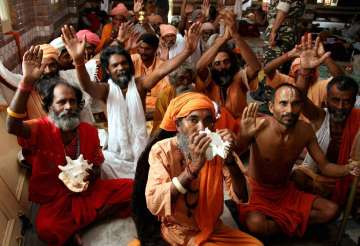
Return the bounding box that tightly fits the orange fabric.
[27,90,46,119]
[193,156,224,245]
[146,137,262,245]
[131,53,171,111]
[196,69,258,119]
[332,109,360,205]
[39,44,59,61]
[96,23,113,53]
[160,92,215,131]
[238,177,316,237]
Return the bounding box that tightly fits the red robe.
[332,109,360,205]
[238,177,316,237]
[19,117,133,245]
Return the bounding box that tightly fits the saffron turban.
[76,30,100,47]
[160,92,215,131]
[49,37,65,52]
[160,24,177,37]
[39,44,59,61]
[110,3,129,17]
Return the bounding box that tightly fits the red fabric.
[18,117,133,245]
[238,177,316,237]
[332,109,360,205]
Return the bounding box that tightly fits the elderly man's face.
[201,28,215,42]
[327,84,356,123]
[172,70,195,95]
[112,14,127,28]
[162,34,176,48]
[49,83,81,131]
[42,57,59,77]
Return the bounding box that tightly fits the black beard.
[328,107,351,123]
[277,112,299,127]
[211,68,235,87]
[111,70,132,89]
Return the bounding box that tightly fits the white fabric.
[0,61,21,104]
[303,109,331,172]
[102,77,148,179]
[169,33,185,59]
[276,1,290,12]
[50,37,65,52]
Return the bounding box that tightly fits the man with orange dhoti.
[145,92,262,245]
[6,46,133,245]
[196,11,261,119]
[131,32,171,114]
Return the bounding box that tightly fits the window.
[0,0,12,32]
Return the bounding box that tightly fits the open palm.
[184,22,202,53]
[299,33,330,70]
[61,25,86,62]
[241,103,266,138]
[22,46,44,83]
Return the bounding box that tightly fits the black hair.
[132,129,175,245]
[100,45,135,78]
[139,32,159,49]
[271,83,303,102]
[327,76,359,99]
[216,44,240,72]
[37,76,84,113]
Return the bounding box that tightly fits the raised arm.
[264,44,301,78]
[139,22,202,91]
[307,129,360,177]
[62,25,108,102]
[237,103,266,153]
[316,40,344,78]
[296,34,330,129]
[223,11,261,80]
[6,46,44,138]
[196,25,231,82]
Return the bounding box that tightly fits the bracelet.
[7,107,27,119]
[172,177,187,194]
[186,165,198,180]
[18,82,33,92]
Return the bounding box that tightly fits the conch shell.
[58,154,93,193]
[199,128,231,160]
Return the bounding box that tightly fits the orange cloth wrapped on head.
[39,44,59,61]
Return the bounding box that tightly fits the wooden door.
[0,109,30,246]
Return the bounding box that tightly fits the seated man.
[196,10,261,119]
[145,92,263,245]
[236,83,360,237]
[61,23,202,178]
[291,35,360,208]
[6,46,133,245]
[264,33,344,108]
[158,24,185,61]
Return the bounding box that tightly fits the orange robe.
[332,109,360,205]
[131,53,171,112]
[27,90,47,119]
[96,23,113,53]
[238,177,316,237]
[19,117,133,245]
[266,70,329,108]
[196,68,258,119]
[146,137,262,246]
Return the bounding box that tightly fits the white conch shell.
[199,128,231,160]
[58,154,93,192]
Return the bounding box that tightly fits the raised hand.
[61,25,86,64]
[22,45,44,84]
[117,21,135,43]
[240,103,266,139]
[202,0,210,19]
[184,22,202,53]
[221,10,237,37]
[133,0,143,13]
[287,44,302,59]
[125,29,141,51]
[299,33,331,70]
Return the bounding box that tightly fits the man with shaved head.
[236,83,360,238]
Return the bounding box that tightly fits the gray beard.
[177,132,190,159]
[49,109,81,131]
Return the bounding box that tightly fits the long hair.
[132,129,175,245]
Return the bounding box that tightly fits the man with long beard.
[196,10,261,119]
[236,83,360,238]
[61,23,202,178]
[145,92,263,245]
[291,35,360,214]
[6,46,133,245]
